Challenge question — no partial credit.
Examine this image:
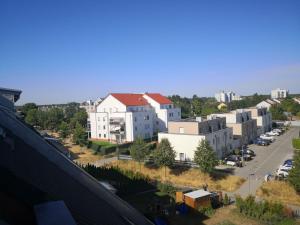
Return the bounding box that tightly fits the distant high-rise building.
[215,91,242,103]
[271,88,289,99]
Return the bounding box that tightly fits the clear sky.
[1,0,300,104]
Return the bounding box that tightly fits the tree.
[45,108,64,130]
[288,150,300,192]
[129,138,149,171]
[65,102,79,121]
[59,121,70,140]
[70,109,88,129]
[153,138,176,179]
[270,106,287,121]
[25,109,38,126]
[72,122,87,147]
[194,140,218,174]
[21,103,38,115]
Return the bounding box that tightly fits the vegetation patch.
[292,138,300,150]
[110,160,245,192]
[235,195,295,225]
[257,181,300,206]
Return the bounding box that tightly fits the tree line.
[168,93,268,118]
[270,97,300,120]
[21,102,88,146]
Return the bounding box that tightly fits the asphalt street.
[233,127,299,197]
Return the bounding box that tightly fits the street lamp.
[248,173,255,195]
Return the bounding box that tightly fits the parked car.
[276,165,291,177]
[254,138,270,146]
[283,159,293,167]
[260,134,275,142]
[276,168,289,177]
[266,131,280,136]
[241,149,256,157]
[225,155,242,167]
[272,128,283,134]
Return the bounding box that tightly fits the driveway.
[231,127,299,197]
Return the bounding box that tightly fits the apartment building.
[248,107,272,135]
[208,109,257,146]
[215,91,242,103]
[271,88,289,99]
[89,93,181,143]
[158,117,233,160]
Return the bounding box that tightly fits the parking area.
[229,127,299,197]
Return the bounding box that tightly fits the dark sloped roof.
[0,104,153,225]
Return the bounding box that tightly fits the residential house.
[248,107,272,135]
[158,117,233,160]
[0,87,22,110]
[256,99,277,111]
[208,109,257,147]
[89,93,181,143]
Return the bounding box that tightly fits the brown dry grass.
[256,181,300,206]
[202,205,261,225]
[110,160,245,192]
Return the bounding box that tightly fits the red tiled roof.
[111,93,149,106]
[145,93,172,104]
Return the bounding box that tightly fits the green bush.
[235,195,292,224]
[198,203,215,217]
[223,193,230,205]
[157,182,176,195]
[100,145,116,155]
[292,138,300,150]
[90,142,101,152]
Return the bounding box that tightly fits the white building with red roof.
[89,93,181,142]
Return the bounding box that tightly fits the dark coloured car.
[254,138,270,146]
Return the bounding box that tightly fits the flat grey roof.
[184,189,211,199]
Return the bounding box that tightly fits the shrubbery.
[81,164,154,196]
[235,195,293,224]
[292,138,300,150]
[198,202,215,217]
[157,182,176,195]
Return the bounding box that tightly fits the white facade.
[271,88,288,99]
[215,91,241,103]
[256,99,277,111]
[89,93,181,143]
[158,118,233,160]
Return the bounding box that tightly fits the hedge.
[292,138,300,150]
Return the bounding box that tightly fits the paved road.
[232,127,299,197]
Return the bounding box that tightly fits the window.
[169,105,172,109]
[134,117,137,122]
[99,134,101,138]
[103,125,106,130]
[103,117,106,122]
[179,127,184,134]
[104,134,106,138]
[135,126,137,131]
[156,121,159,125]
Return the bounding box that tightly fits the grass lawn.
[110,160,245,192]
[256,181,300,206]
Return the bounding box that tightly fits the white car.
[279,164,293,171]
[266,131,280,136]
[273,129,282,134]
[276,168,289,177]
[260,134,275,142]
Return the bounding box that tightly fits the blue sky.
[1,0,300,104]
